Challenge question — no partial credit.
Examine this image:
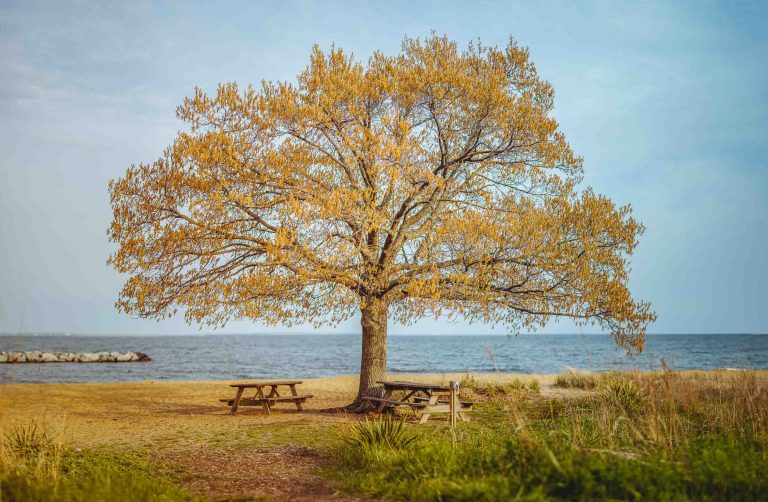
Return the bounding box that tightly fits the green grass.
[330,371,768,501]
[1,422,198,502]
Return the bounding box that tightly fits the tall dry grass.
[0,421,65,500]
[533,370,768,454]
[0,420,198,501]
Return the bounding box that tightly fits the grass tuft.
[554,368,599,389]
[460,373,540,401]
[602,377,645,416]
[345,415,419,450]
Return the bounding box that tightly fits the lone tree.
[109,35,655,408]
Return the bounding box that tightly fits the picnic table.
[221,380,313,415]
[362,380,473,425]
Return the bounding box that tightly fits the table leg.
[256,386,271,414]
[230,387,244,415]
[418,393,439,424]
[289,383,303,411]
[376,389,393,413]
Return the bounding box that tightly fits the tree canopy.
[109,35,654,367]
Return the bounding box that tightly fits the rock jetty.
[0,351,151,363]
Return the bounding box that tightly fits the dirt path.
[158,444,367,501]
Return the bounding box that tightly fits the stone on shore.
[0,351,151,363]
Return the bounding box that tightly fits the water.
[1,334,766,384]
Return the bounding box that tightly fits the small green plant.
[345,415,418,450]
[528,379,540,392]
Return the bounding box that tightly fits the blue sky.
[0,0,766,335]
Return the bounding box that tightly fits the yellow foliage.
[108,35,655,350]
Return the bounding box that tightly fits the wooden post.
[449,380,458,430]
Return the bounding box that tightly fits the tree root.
[345,400,375,413]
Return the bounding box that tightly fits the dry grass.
[553,367,599,389]
[460,373,541,402]
[0,421,64,490]
[536,369,768,453]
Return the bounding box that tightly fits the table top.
[230,380,302,388]
[377,380,453,391]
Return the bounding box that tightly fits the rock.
[0,351,151,363]
[77,353,100,362]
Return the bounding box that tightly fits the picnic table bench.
[221,380,313,415]
[363,380,473,425]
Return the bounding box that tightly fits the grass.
[1,421,198,502]
[331,370,768,501]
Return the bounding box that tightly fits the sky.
[0,0,766,335]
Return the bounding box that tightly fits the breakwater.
[0,351,151,363]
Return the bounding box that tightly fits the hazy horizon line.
[1,332,765,337]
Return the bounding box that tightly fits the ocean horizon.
[1,333,766,384]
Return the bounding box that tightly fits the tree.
[109,35,655,409]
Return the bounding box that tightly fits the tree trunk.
[350,298,388,411]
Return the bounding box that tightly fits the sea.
[1,334,766,384]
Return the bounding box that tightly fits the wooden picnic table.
[362,380,473,425]
[221,380,313,415]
